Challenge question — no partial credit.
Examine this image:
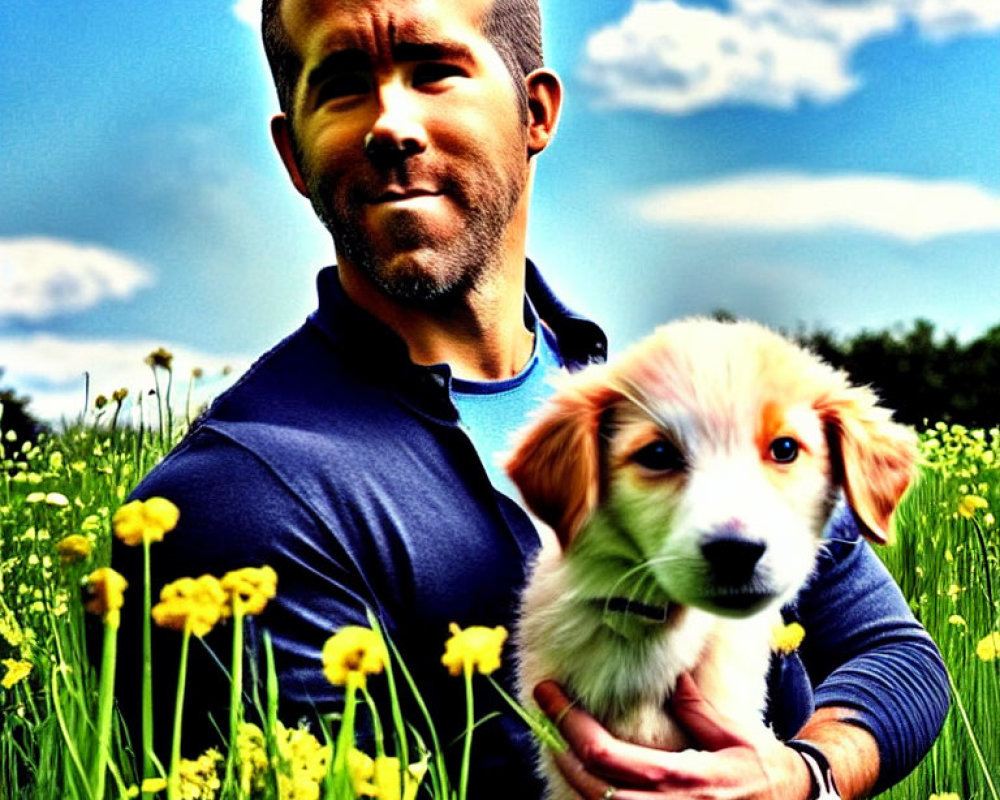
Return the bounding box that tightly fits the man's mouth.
[370,188,439,205]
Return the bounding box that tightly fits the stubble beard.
[308,159,526,310]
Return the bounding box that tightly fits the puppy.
[506,318,916,799]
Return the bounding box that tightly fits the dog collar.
[592,597,671,623]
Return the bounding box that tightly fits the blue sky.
[2,0,999,422]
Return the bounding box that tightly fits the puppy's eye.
[632,439,686,472]
[769,436,799,464]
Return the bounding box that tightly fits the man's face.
[277,0,531,306]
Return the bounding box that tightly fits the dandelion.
[442,623,507,800]
[176,748,223,799]
[44,492,70,507]
[220,565,278,794]
[349,749,378,797]
[25,492,45,504]
[220,565,277,617]
[234,723,270,795]
[957,494,989,518]
[95,394,109,410]
[145,347,174,371]
[348,749,427,800]
[56,534,93,564]
[322,626,387,689]
[112,387,129,403]
[141,778,168,793]
[113,497,180,546]
[152,575,227,637]
[771,622,806,655]
[976,632,1000,662]
[441,623,507,677]
[1,658,32,689]
[84,567,128,628]
[277,723,332,800]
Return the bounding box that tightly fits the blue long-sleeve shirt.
[112,264,947,798]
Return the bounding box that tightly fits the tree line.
[793,319,1000,429]
[2,317,1000,443]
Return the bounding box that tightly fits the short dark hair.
[261,0,544,119]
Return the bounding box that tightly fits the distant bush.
[0,369,48,445]
[792,319,1000,429]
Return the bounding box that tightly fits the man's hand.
[533,674,813,800]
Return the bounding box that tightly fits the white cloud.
[0,238,154,321]
[232,0,261,28]
[0,334,252,423]
[634,172,1000,242]
[581,0,1000,113]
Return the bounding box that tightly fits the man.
[113,0,948,798]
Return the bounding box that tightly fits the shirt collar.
[307,263,607,417]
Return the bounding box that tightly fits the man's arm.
[112,428,378,758]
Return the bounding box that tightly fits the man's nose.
[365,81,427,162]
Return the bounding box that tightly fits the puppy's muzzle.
[700,527,767,586]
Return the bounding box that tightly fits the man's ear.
[270,114,310,198]
[525,68,562,158]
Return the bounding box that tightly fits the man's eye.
[412,63,464,86]
[317,73,371,103]
[631,440,686,473]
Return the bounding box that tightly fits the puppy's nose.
[700,530,767,585]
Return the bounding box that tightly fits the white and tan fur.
[506,318,916,800]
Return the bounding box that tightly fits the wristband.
[787,739,842,800]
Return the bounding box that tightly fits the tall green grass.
[1,381,998,798]
[879,423,1000,800]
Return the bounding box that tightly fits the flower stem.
[224,604,245,795]
[90,618,119,799]
[459,664,474,800]
[142,537,155,793]
[168,627,192,800]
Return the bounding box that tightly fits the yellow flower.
[84,567,129,628]
[1,658,33,689]
[948,615,967,628]
[771,622,806,655]
[56,534,93,563]
[929,793,962,800]
[958,494,989,518]
[44,492,69,507]
[235,721,330,800]
[321,626,387,689]
[95,394,109,410]
[277,722,332,800]
[176,748,223,799]
[112,387,129,403]
[946,584,963,602]
[220,566,278,617]
[145,347,174,371]
[234,722,270,795]
[25,492,45,504]
[152,575,227,637]
[441,623,507,677]
[348,750,428,800]
[349,749,378,797]
[113,497,180,546]
[141,777,168,793]
[976,632,1000,662]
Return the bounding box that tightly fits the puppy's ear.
[818,384,917,545]
[506,370,621,546]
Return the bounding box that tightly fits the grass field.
[1,385,998,799]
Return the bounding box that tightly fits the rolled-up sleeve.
[796,507,950,793]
